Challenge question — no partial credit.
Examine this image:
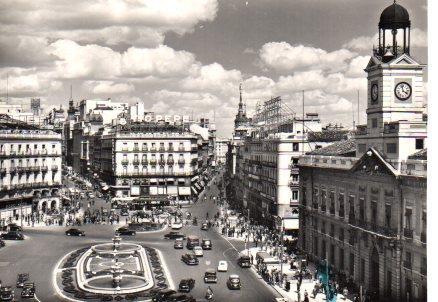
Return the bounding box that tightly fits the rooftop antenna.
[357,90,360,126]
[302,90,305,155]
[352,100,356,130]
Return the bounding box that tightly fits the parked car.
[0,286,14,301]
[20,282,35,298]
[120,208,129,216]
[0,239,5,248]
[217,260,228,272]
[192,246,203,257]
[2,223,22,232]
[178,278,195,292]
[165,293,196,302]
[181,254,199,265]
[1,231,24,240]
[164,232,186,240]
[201,223,209,231]
[115,227,136,236]
[152,289,176,302]
[201,239,212,250]
[203,269,218,283]
[171,221,183,230]
[174,238,184,249]
[65,228,85,236]
[16,273,29,288]
[237,255,251,268]
[227,275,241,289]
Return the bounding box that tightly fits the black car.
[2,223,22,232]
[115,227,136,236]
[164,232,186,240]
[174,239,184,249]
[178,278,195,292]
[203,269,217,283]
[237,255,251,268]
[201,239,212,250]
[120,208,129,216]
[0,239,5,248]
[0,286,14,301]
[20,282,35,298]
[152,289,177,302]
[227,275,241,290]
[65,228,85,236]
[165,293,196,302]
[201,223,209,231]
[181,254,199,265]
[1,231,24,240]
[16,273,29,288]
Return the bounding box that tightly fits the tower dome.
[375,1,411,59]
[379,2,410,29]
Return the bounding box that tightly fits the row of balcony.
[1,181,62,191]
[0,150,60,157]
[349,216,398,237]
[121,158,197,166]
[119,147,196,153]
[1,165,59,174]
[116,171,194,177]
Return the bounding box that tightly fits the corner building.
[298,3,427,301]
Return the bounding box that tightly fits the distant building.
[0,114,62,224]
[214,138,229,165]
[298,3,427,301]
[95,122,201,201]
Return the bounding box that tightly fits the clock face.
[394,82,412,101]
[371,84,378,103]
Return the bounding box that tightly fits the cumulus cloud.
[0,0,218,47]
[48,40,198,80]
[85,81,135,94]
[179,63,242,93]
[259,42,356,72]
[121,46,196,77]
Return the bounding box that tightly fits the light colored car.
[171,221,183,230]
[193,246,203,257]
[217,260,228,272]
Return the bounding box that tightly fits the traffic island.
[54,236,170,301]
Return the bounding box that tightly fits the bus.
[186,235,200,250]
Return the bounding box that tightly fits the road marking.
[34,294,42,302]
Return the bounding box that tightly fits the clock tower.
[356,1,427,166]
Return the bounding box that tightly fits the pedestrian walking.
[303,290,310,302]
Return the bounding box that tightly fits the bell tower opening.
[375,0,411,62]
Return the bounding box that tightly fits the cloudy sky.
[0,0,427,137]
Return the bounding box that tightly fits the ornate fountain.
[74,236,153,295]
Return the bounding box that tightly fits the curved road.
[0,175,279,301]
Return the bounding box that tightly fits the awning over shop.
[167,186,178,195]
[191,186,199,195]
[179,187,191,196]
[194,183,201,190]
[150,186,158,195]
[283,218,299,230]
[149,178,157,184]
[178,178,186,183]
[191,175,199,182]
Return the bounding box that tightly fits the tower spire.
[239,83,243,106]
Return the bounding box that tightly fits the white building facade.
[0,115,62,225]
